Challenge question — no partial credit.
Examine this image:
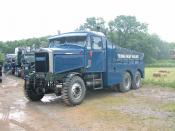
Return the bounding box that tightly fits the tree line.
[0,15,174,63]
[0,36,48,62]
[77,16,174,63]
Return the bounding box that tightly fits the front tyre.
[119,72,131,92]
[132,71,142,89]
[62,75,86,106]
[24,80,44,101]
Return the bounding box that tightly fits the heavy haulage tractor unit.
[14,47,35,78]
[20,53,35,78]
[24,31,144,106]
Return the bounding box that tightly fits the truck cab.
[24,31,144,106]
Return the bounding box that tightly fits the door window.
[91,36,102,49]
[86,36,91,49]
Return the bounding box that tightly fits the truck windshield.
[23,55,35,63]
[49,36,87,48]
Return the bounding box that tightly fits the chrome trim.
[39,48,54,73]
[48,51,53,73]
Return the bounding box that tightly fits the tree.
[0,52,4,62]
[0,36,49,57]
[108,15,148,46]
[77,17,108,34]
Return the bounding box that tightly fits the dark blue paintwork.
[48,31,144,88]
[54,53,84,73]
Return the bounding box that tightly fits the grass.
[160,103,175,112]
[143,67,175,88]
[146,59,175,67]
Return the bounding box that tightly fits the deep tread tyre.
[119,72,131,92]
[17,71,21,77]
[132,71,142,89]
[16,71,21,77]
[62,75,86,106]
[24,81,44,101]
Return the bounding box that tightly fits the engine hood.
[39,47,84,55]
[37,47,85,73]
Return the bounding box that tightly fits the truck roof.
[48,31,105,40]
[6,54,16,58]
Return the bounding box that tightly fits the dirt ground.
[0,75,175,131]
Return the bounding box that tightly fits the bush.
[0,52,4,62]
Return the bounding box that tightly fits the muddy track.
[0,75,175,131]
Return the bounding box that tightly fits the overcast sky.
[0,0,174,42]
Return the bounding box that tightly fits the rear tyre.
[132,71,142,89]
[16,70,21,77]
[24,80,44,101]
[119,72,131,92]
[62,75,86,106]
[21,71,24,79]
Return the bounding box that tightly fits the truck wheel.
[17,71,21,77]
[119,72,131,92]
[62,75,86,106]
[21,71,24,79]
[16,70,20,77]
[132,71,141,89]
[24,81,44,101]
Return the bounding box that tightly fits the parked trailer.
[24,31,144,106]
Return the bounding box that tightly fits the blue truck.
[15,51,35,78]
[24,31,144,106]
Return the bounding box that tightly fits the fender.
[66,72,81,79]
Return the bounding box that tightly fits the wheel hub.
[124,76,131,90]
[135,75,141,87]
[71,83,82,99]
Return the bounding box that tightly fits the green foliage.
[77,15,171,64]
[0,36,48,56]
[0,15,173,65]
[108,15,148,46]
[169,42,175,49]
[76,17,108,34]
[0,52,4,62]
[108,16,170,63]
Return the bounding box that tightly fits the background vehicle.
[24,31,144,106]
[14,47,34,78]
[3,54,16,74]
[20,53,35,78]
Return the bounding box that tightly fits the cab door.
[86,35,106,72]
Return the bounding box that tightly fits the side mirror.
[91,38,94,44]
[98,41,103,47]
